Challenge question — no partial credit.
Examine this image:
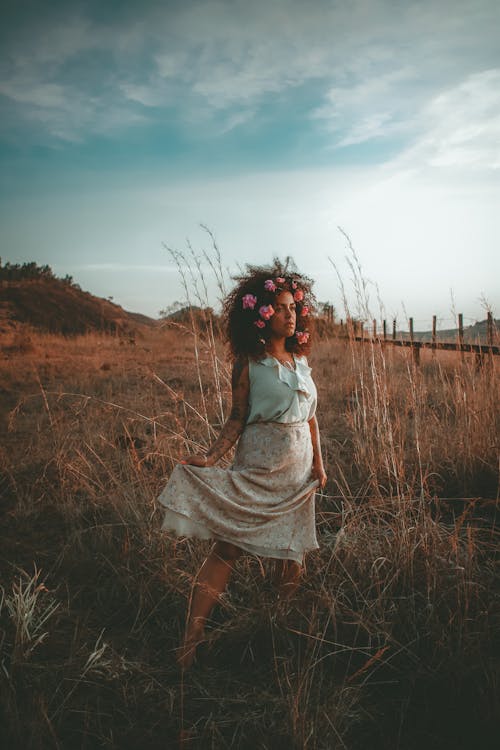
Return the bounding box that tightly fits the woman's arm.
[180,357,250,467]
[308,414,327,488]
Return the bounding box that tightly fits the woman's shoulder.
[295,354,311,370]
[231,355,250,388]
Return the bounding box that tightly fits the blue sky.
[1,0,499,327]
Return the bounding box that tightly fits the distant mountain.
[0,275,157,336]
[160,305,222,335]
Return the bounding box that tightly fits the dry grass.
[0,313,498,748]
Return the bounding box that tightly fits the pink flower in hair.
[301,305,310,316]
[259,304,275,320]
[242,293,257,309]
[296,330,309,345]
[291,281,298,289]
[293,289,304,302]
[275,277,285,284]
[254,319,266,328]
[264,279,276,292]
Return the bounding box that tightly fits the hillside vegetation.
[0,260,156,337]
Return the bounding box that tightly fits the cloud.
[1,0,498,146]
[119,82,164,108]
[76,263,178,272]
[217,109,256,134]
[313,67,417,146]
[1,81,68,109]
[383,69,500,174]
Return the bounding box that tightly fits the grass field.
[0,322,498,749]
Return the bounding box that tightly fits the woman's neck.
[266,338,290,359]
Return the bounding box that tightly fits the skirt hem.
[161,507,319,564]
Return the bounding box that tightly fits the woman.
[158,262,327,669]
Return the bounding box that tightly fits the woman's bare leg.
[273,559,302,600]
[177,540,242,669]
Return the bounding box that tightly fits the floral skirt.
[157,421,319,564]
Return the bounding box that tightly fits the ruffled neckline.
[258,354,312,396]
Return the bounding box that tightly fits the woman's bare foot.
[176,621,205,670]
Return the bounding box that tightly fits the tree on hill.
[0,259,84,288]
[316,301,336,321]
[0,259,57,281]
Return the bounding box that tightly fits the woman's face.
[269,290,296,339]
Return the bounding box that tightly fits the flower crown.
[241,275,310,344]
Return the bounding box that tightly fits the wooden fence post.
[486,311,494,369]
[383,319,387,341]
[432,315,437,359]
[458,313,464,362]
[487,311,493,346]
[392,319,396,341]
[409,317,420,366]
[372,319,377,340]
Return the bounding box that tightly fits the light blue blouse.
[246,355,317,425]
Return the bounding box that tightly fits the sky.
[1,0,499,329]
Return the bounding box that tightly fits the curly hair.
[222,257,316,360]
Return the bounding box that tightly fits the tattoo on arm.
[229,405,243,420]
[206,358,249,463]
[231,357,245,389]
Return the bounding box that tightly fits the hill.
[0,263,157,336]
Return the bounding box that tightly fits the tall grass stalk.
[162,227,232,440]
[2,566,59,663]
